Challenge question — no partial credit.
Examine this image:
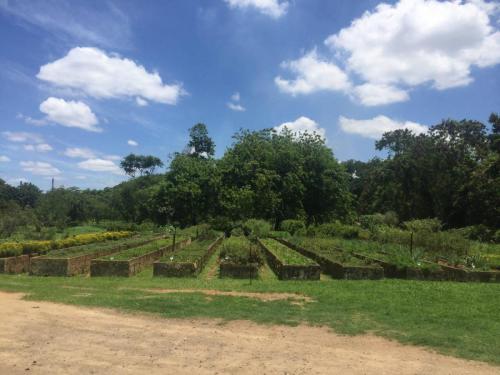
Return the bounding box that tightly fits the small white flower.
[170,256,174,261]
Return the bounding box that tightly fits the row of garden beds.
[258,238,320,280]
[153,235,223,277]
[90,237,191,277]
[30,235,163,276]
[281,238,383,280]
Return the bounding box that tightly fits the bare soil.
[0,291,498,375]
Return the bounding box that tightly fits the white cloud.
[135,97,148,106]
[127,139,138,146]
[64,147,96,159]
[38,47,185,105]
[17,113,48,126]
[0,155,10,162]
[3,131,44,143]
[275,50,351,95]
[78,158,122,175]
[274,116,326,140]
[339,115,428,139]
[325,0,500,102]
[24,143,53,152]
[20,161,61,176]
[105,155,121,161]
[39,97,100,132]
[225,0,289,19]
[227,102,246,111]
[353,84,410,106]
[231,92,241,102]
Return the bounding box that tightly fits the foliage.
[100,238,171,261]
[268,230,291,239]
[260,238,316,265]
[161,238,219,263]
[309,221,364,239]
[243,219,271,239]
[188,123,215,158]
[280,219,305,235]
[120,154,164,178]
[402,218,442,233]
[219,236,262,265]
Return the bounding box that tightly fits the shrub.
[280,220,305,235]
[219,236,262,265]
[269,230,291,239]
[312,221,361,239]
[243,219,271,239]
[359,211,398,230]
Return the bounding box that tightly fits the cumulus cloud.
[38,47,184,105]
[20,161,61,176]
[326,0,500,101]
[225,0,289,19]
[276,0,500,105]
[24,143,53,152]
[274,116,327,140]
[127,139,138,146]
[339,115,428,139]
[275,50,351,95]
[39,97,100,132]
[63,147,96,159]
[3,131,44,143]
[0,155,10,162]
[78,158,122,174]
[227,91,246,111]
[135,97,148,106]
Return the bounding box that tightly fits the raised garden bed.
[258,238,320,280]
[30,236,161,276]
[0,254,31,274]
[282,238,383,280]
[218,236,262,279]
[90,237,190,277]
[153,236,223,277]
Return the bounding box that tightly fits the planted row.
[154,235,223,277]
[285,238,383,279]
[0,231,132,258]
[258,238,320,280]
[219,236,262,278]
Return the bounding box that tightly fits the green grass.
[260,238,317,266]
[158,238,215,263]
[0,270,498,365]
[57,225,105,239]
[98,238,171,261]
[219,236,262,265]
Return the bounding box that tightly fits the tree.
[188,123,215,158]
[120,154,163,177]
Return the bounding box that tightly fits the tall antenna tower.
[51,177,54,191]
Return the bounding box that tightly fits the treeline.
[0,114,499,239]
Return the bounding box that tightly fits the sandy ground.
[0,291,498,375]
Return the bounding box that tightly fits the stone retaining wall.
[0,254,30,274]
[219,262,259,278]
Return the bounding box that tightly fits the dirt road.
[0,291,498,374]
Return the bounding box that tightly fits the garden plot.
[219,236,262,278]
[258,238,320,280]
[154,236,223,277]
[30,235,161,276]
[285,238,383,280]
[90,237,190,277]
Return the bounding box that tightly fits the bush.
[359,211,398,230]
[450,225,498,243]
[269,230,291,239]
[403,218,442,233]
[219,236,262,265]
[280,220,305,235]
[243,219,271,239]
[311,221,362,239]
[230,227,245,236]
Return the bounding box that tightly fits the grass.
[219,236,262,265]
[98,238,171,261]
[260,238,317,265]
[0,269,498,365]
[57,225,105,239]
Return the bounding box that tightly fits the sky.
[0,0,499,190]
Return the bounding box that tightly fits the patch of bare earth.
[0,292,498,375]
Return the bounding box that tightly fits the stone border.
[277,239,382,280]
[90,238,191,277]
[30,237,162,277]
[219,262,259,279]
[258,239,320,280]
[0,254,31,274]
[153,236,223,278]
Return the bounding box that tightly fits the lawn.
[0,266,498,366]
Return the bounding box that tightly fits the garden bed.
[281,238,383,280]
[30,236,162,276]
[218,236,262,279]
[258,238,320,280]
[153,236,223,277]
[90,237,190,277]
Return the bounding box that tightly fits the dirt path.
[0,291,498,375]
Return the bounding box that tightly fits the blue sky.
[0,0,499,190]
